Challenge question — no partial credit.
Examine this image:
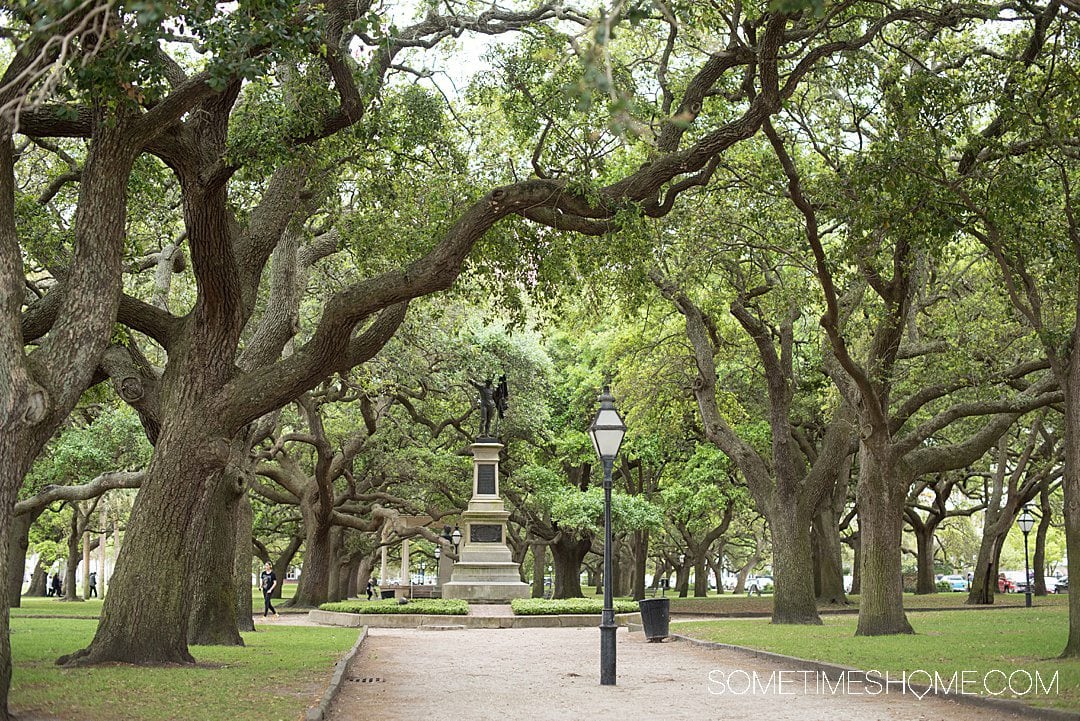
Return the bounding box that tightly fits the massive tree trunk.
[61,405,227,665]
[855,442,914,635]
[770,502,820,624]
[188,464,245,646]
[234,490,255,632]
[1059,354,1080,656]
[551,535,590,599]
[814,461,849,605]
[289,490,333,607]
[812,502,847,604]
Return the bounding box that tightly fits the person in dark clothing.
[50,574,62,598]
[260,562,278,617]
[366,579,374,601]
[88,571,98,597]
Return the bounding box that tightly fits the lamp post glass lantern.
[451,527,462,554]
[588,385,626,687]
[1017,508,1035,608]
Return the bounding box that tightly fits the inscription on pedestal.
[477,463,497,495]
[470,524,503,543]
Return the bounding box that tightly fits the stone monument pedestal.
[442,440,529,603]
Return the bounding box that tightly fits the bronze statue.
[469,375,509,439]
[469,378,496,438]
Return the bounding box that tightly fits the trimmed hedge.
[319,599,469,615]
[511,598,640,615]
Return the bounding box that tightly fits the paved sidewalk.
[323,627,1032,721]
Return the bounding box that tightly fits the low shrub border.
[511,598,640,615]
[319,599,469,615]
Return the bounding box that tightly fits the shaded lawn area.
[12,582,301,619]
[674,607,1078,710]
[10,617,357,721]
[665,591,1068,616]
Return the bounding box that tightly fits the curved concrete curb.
[309,609,641,629]
[305,626,367,721]
[666,631,1079,721]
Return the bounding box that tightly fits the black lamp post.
[451,527,462,556]
[1017,507,1035,608]
[588,385,627,687]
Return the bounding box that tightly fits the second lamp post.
[588,385,627,686]
[1017,507,1035,608]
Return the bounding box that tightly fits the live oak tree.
[904,471,986,595]
[766,110,1062,636]
[651,258,855,623]
[966,421,1061,604]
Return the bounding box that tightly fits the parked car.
[941,574,968,592]
[1056,577,1069,593]
[1015,576,1063,594]
[746,576,774,596]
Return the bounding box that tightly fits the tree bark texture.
[234,490,255,633]
[770,503,821,624]
[288,489,333,608]
[912,522,938,595]
[5,512,39,607]
[551,535,590,599]
[855,442,914,635]
[531,543,546,598]
[188,464,245,646]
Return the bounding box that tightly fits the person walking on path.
[260,562,279,618]
[88,571,97,598]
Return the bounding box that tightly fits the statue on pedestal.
[468,375,508,439]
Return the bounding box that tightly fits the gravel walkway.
[323,627,1033,721]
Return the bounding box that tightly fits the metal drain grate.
[346,676,383,683]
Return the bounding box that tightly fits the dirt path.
[323,627,1032,721]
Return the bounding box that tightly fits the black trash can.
[638,597,670,642]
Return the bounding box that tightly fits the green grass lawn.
[10,617,357,721]
[13,582,302,619]
[674,607,1079,710]
[664,591,1068,616]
